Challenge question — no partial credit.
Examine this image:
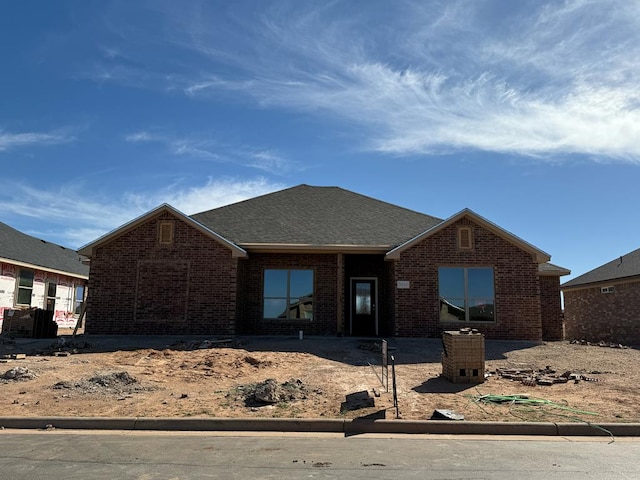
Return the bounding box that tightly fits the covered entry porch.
[341,254,394,337]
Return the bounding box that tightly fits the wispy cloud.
[0,177,285,248]
[0,129,73,151]
[125,130,293,173]
[246,150,293,174]
[78,0,640,162]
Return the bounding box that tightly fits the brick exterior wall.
[86,211,238,335]
[85,211,560,341]
[563,280,640,345]
[540,275,564,340]
[236,253,339,335]
[392,218,543,340]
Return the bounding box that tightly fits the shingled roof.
[191,185,443,248]
[0,221,89,277]
[562,248,640,289]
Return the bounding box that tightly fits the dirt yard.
[1,333,638,425]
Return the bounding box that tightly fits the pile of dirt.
[1,366,37,382]
[228,378,323,408]
[51,371,154,397]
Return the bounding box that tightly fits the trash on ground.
[430,409,464,420]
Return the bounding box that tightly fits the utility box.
[441,329,485,383]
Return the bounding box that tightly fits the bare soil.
[1,332,638,424]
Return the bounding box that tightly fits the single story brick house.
[562,248,640,345]
[78,185,568,340]
[0,221,89,330]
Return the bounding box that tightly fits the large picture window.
[439,267,495,322]
[263,269,314,320]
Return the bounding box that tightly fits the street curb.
[1,417,639,436]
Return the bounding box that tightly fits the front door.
[350,278,377,336]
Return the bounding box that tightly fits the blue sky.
[1,0,639,282]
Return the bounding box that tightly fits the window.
[600,286,615,294]
[45,282,57,311]
[74,285,86,315]
[159,221,174,245]
[439,267,494,322]
[16,269,34,306]
[263,269,314,320]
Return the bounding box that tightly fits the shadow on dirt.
[0,333,546,367]
[412,376,477,394]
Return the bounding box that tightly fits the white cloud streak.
[0,130,73,151]
[0,178,285,248]
[125,130,293,173]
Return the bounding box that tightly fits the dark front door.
[350,279,377,336]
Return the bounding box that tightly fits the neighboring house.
[562,248,640,345]
[0,221,89,330]
[79,185,568,340]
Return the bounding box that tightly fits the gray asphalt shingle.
[191,185,443,247]
[561,247,640,288]
[0,221,89,277]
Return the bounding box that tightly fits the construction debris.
[1,366,36,382]
[570,339,628,349]
[170,339,236,350]
[341,390,375,412]
[430,409,464,420]
[1,353,26,360]
[493,366,600,386]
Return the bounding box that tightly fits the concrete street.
[1,430,638,479]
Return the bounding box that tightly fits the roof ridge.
[331,186,443,223]
[191,184,308,216]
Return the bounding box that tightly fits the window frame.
[438,266,495,323]
[15,269,35,307]
[74,284,86,315]
[263,269,314,320]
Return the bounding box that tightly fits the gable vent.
[159,221,175,245]
[458,226,473,250]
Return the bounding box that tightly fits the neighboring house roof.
[191,185,443,251]
[562,248,640,289]
[0,221,89,278]
[78,204,248,258]
[386,208,552,264]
